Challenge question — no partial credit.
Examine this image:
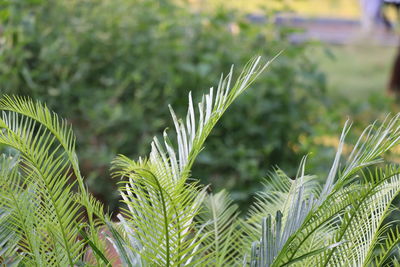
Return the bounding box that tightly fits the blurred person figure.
[360,0,385,31]
[360,0,383,31]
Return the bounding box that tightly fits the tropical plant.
[1,56,400,266]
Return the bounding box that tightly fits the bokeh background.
[1,0,398,212]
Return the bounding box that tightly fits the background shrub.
[0,0,327,210]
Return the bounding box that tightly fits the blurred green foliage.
[0,0,327,210]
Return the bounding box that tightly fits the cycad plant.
[1,56,400,266]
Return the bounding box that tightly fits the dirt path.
[272,15,399,46]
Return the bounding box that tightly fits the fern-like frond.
[268,116,400,267]
[0,152,49,265]
[245,163,319,235]
[0,95,113,265]
[0,154,24,265]
[0,95,79,178]
[318,167,400,266]
[393,257,400,267]
[0,95,102,247]
[0,105,87,265]
[267,182,359,266]
[197,190,242,266]
[110,56,272,266]
[243,157,320,265]
[119,162,207,265]
[249,213,342,267]
[370,226,400,266]
[320,115,400,203]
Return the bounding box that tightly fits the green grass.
[304,44,400,177]
[314,44,397,101]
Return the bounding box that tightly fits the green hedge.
[0,0,327,210]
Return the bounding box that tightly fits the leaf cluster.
[1,57,399,266]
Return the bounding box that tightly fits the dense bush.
[0,0,327,209]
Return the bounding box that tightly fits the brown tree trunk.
[388,42,400,95]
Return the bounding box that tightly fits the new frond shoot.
[109,56,272,266]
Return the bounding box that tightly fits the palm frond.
[249,212,341,267]
[110,56,272,266]
[0,95,102,244]
[370,226,400,266]
[393,257,400,267]
[0,152,50,265]
[0,104,89,265]
[317,167,400,266]
[118,161,208,265]
[320,115,400,203]
[245,161,319,236]
[243,157,320,265]
[0,95,79,179]
[0,154,23,265]
[0,95,112,265]
[267,116,400,267]
[197,190,242,266]
[247,115,400,267]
